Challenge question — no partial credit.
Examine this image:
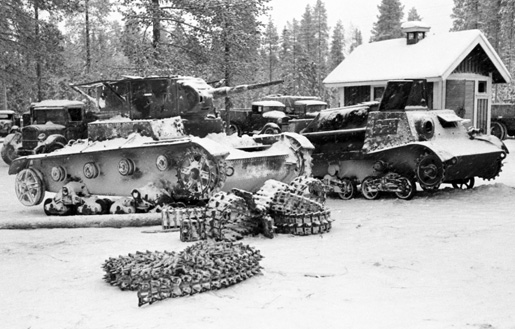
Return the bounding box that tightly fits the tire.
[227,122,241,136]
[451,177,475,189]
[15,168,46,206]
[1,143,18,165]
[337,178,356,200]
[264,127,280,134]
[395,177,416,200]
[490,121,506,140]
[360,176,380,200]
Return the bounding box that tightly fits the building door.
[475,80,490,133]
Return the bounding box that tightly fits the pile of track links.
[102,240,263,307]
[166,176,332,243]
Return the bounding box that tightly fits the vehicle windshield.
[306,104,327,113]
[33,109,68,124]
[0,113,13,120]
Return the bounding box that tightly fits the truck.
[1,100,94,165]
[490,103,515,140]
[0,110,19,137]
[222,95,328,136]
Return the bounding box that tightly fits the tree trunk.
[85,0,91,73]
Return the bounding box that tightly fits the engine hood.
[22,123,66,134]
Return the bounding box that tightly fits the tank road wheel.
[15,168,45,206]
[490,122,507,140]
[177,147,226,199]
[361,176,380,200]
[395,177,416,200]
[451,177,475,190]
[415,153,444,190]
[337,178,356,200]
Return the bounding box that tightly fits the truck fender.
[3,132,22,147]
[34,134,67,154]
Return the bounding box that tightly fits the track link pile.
[174,176,332,242]
[102,240,263,307]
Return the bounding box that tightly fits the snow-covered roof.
[251,100,285,107]
[324,29,511,87]
[294,100,327,106]
[31,100,85,108]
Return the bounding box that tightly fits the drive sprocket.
[415,152,445,190]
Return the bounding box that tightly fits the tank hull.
[9,118,314,211]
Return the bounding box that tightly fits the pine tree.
[407,7,422,21]
[329,20,345,71]
[370,0,404,42]
[349,26,363,53]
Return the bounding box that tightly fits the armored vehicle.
[1,77,283,165]
[1,100,92,165]
[71,76,283,137]
[301,80,508,200]
[8,117,313,216]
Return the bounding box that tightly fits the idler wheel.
[337,178,356,200]
[360,176,380,200]
[415,153,444,189]
[15,168,45,206]
[451,177,475,189]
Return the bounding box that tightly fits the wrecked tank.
[8,116,313,215]
[301,79,508,200]
[71,76,284,137]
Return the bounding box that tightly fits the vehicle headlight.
[38,133,47,141]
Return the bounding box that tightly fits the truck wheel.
[1,143,18,165]
[361,176,380,200]
[227,122,241,136]
[490,121,506,140]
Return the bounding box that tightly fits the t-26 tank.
[8,116,313,215]
[70,76,284,137]
[301,79,508,200]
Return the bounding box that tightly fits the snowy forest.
[1,0,515,113]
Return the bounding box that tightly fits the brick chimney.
[401,21,430,45]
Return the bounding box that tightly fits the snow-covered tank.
[303,80,508,200]
[8,116,313,215]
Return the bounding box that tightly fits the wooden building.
[323,22,512,133]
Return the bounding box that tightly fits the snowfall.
[1,139,515,329]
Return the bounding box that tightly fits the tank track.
[101,240,263,307]
[172,177,332,242]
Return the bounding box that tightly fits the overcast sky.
[267,0,454,43]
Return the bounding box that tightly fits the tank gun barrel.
[210,80,283,99]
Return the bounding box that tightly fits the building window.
[477,80,487,94]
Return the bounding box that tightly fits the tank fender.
[189,136,231,158]
[8,156,29,175]
[471,134,509,154]
[281,132,315,151]
[368,141,453,163]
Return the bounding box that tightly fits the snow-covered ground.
[0,140,514,329]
